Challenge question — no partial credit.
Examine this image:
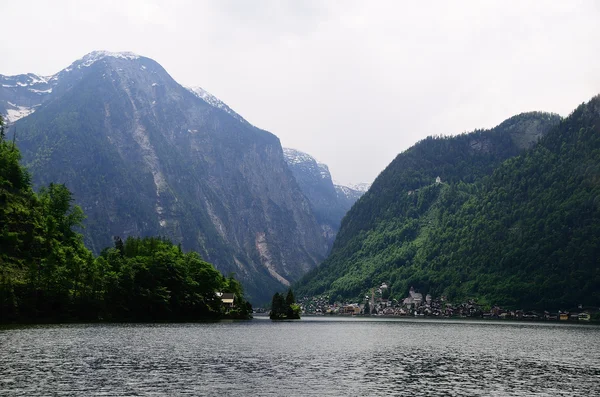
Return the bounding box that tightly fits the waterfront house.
[342,304,361,315]
[559,312,569,321]
[218,292,235,309]
[578,313,591,321]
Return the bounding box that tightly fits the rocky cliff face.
[3,51,328,303]
[283,148,368,246]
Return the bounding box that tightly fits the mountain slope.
[283,148,367,246]
[5,51,328,303]
[295,110,582,308]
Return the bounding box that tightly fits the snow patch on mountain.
[317,163,330,179]
[5,103,36,122]
[283,148,317,165]
[29,88,53,94]
[75,51,140,68]
[186,86,248,124]
[334,184,360,199]
[347,182,371,193]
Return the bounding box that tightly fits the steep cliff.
[4,51,328,303]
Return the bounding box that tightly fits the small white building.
[435,176,442,184]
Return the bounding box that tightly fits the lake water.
[0,316,598,396]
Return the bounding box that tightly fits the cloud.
[2,0,600,184]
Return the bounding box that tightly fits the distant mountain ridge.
[2,50,329,303]
[283,147,368,246]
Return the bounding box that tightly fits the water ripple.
[0,318,598,396]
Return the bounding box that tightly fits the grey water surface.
[1,316,598,396]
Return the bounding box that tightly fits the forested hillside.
[295,104,600,310]
[0,114,251,322]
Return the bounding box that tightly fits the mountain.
[2,51,329,303]
[334,184,368,211]
[293,109,599,310]
[283,148,367,246]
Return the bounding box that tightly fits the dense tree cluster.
[270,289,300,319]
[296,103,600,310]
[0,115,251,323]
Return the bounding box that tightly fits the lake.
[0,316,598,396]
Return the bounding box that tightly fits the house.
[578,313,591,321]
[559,312,569,321]
[341,304,361,315]
[435,176,441,184]
[217,292,235,309]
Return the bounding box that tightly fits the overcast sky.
[3,1,600,185]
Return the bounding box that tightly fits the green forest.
[296,100,600,310]
[0,115,251,323]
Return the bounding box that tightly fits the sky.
[2,1,600,185]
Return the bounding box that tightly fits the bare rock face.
[5,51,328,303]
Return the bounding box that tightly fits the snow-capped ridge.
[75,51,141,68]
[347,182,371,193]
[332,180,371,193]
[283,148,318,165]
[283,148,333,182]
[186,86,248,124]
[1,51,144,123]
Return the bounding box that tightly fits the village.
[297,283,596,322]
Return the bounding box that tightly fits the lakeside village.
[297,283,598,322]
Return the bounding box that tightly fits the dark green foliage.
[0,116,251,322]
[296,105,600,310]
[270,289,300,319]
[96,236,251,321]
